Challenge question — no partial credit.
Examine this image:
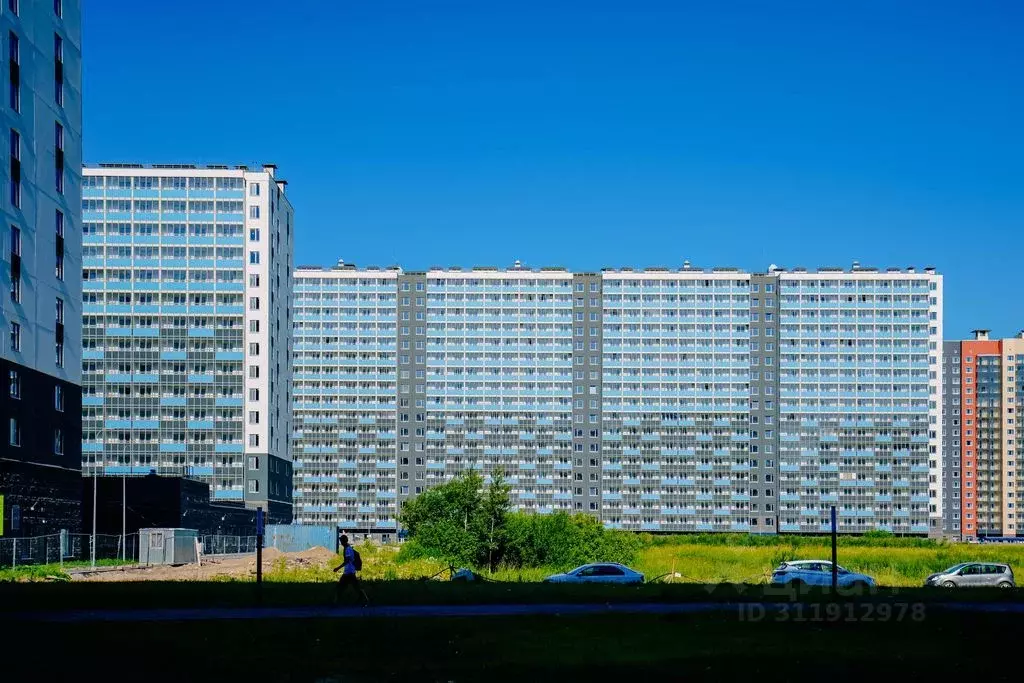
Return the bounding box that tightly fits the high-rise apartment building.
[292,264,399,530]
[293,262,944,537]
[940,339,962,538]
[81,164,295,521]
[0,0,82,537]
[943,330,1024,539]
[775,267,942,536]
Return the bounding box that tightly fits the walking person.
[333,534,369,606]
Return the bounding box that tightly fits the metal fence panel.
[265,524,336,553]
[199,535,258,555]
[0,532,139,569]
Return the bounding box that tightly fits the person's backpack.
[351,548,363,571]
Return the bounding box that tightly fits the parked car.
[770,560,876,589]
[543,563,645,585]
[924,563,1015,588]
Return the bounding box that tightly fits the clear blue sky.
[83,0,1023,339]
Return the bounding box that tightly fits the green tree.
[474,470,510,571]
[399,472,642,572]
[398,470,484,566]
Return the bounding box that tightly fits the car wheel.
[998,581,1014,589]
[942,581,956,588]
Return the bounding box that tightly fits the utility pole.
[830,505,838,590]
[255,507,264,604]
[121,475,126,562]
[91,474,97,569]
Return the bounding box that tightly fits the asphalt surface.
[14,600,1024,622]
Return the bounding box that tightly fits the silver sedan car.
[543,563,645,585]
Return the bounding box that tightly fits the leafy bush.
[503,512,643,571]
[646,532,942,549]
[399,472,643,572]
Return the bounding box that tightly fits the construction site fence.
[0,532,140,569]
[198,535,259,556]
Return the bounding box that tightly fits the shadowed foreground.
[18,610,1022,682]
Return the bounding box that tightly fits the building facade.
[294,262,944,536]
[941,339,962,538]
[775,268,941,536]
[81,164,295,521]
[292,264,399,532]
[944,330,1024,539]
[0,0,83,537]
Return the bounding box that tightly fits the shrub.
[502,512,643,571]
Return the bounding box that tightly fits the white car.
[543,563,645,585]
[770,560,876,590]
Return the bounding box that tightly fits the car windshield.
[943,563,969,574]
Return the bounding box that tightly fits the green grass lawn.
[634,539,1024,586]
[9,610,1022,681]
[0,558,132,583]
[284,538,1024,588]
[6,534,1024,590]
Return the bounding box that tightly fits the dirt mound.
[292,546,336,565]
[261,547,284,560]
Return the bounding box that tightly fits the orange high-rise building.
[944,330,1024,539]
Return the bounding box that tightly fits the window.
[54,385,64,411]
[249,320,260,333]
[9,321,20,351]
[248,434,260,447]
[248,365,260,379]
[250,183,260,196]
[9,225,19,302]
[55,300,64,367]
[54,123,64,192]
[54,33,63,106]
[10,128,20,207]
[249,388,259,401]
[8,0,17,14]
[53,428,63,455]
[248,411,260,424]
[9,418,19,446]
[248,274,260,287]
[249,251,260,264]
[54,0,62,16]
[8,369,19,398]
[249,206,260,219]
[55,209,64,279]
[249,296,260,310]
[249,342,260,355]
[249,228,260,241]
[248,479,259,493]
[8,32,19,112]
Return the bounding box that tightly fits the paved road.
[13,600,1024,623]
